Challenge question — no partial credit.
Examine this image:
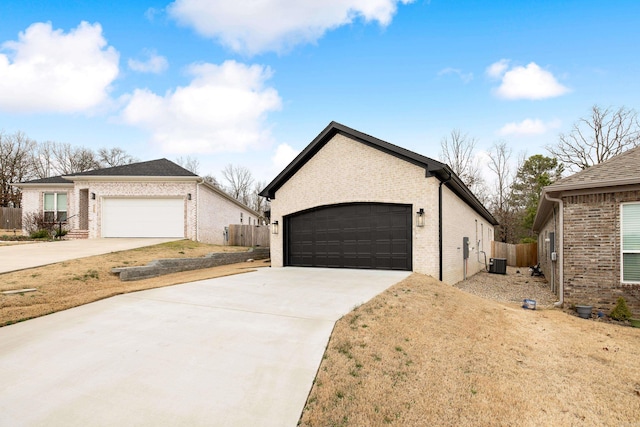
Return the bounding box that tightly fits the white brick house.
[260,122,497,284]
[15,159,260,244]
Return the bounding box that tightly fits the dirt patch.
[0,240,267,326]
[300,273,640,426]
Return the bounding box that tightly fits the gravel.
[453,266,558,308]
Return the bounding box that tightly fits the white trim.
[621,202,640,284]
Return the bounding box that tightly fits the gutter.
[439,171,453,281]
[545,193,564,307]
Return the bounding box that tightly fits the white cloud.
[168,0,414,55]
[271,143,300,170]
[438,67,473,84]
[485,59,510,78]
[121,60,282,153]
[498,118,561,136]
[0,21,119,113]
[128,50,168,74]
[487,60,569,100]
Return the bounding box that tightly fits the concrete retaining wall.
[112,248,270,281]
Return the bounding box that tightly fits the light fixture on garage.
[272,220,279,234]
[90,192,96,200]
[187,193,192,200]
[416,208,425,227]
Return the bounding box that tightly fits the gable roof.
[533,145,640,231]
[260,121,497,225]
[15,158,197,186]
[66,158,197,178]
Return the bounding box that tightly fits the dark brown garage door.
[285,203,412,271]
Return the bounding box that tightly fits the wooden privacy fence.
[491,241,537,267]
[227,224,270,247]
[0,207,22,230]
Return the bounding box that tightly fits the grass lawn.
[299,274,640,426]
[0,240,265,327]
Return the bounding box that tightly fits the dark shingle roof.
[67,158,197,177]
[547,145,640,189]
[19,176,72,185]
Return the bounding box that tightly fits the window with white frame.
[622,203,640,282]
[44,193,67,223]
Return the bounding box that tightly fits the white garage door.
[102,198,185,238]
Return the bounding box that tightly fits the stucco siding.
[441,185,493,284]
[269,133,440,275]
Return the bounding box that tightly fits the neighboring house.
[14,159,261,244]
[533,146,640,315]
[260,122,497,284]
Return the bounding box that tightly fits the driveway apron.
[0,267,410,426]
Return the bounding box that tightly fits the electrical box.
[549,232,555,254]
[551,252,557,262]
[463,237,469,260]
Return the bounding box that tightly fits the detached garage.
[102,198,185,238]
[260,122,498,284]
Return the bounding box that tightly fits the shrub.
[610,297,632,321]
[29,229,51,239]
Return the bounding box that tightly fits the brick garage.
[534,146,640,316]
[260,122,497,284]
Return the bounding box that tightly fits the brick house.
[260,122,497,284]
[533,146,640,315]
[14,158,261,244]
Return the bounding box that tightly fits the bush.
[610,297,632,321]
[29,229,51,239]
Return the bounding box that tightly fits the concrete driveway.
[0,267,411,426]
[0,238,178,273]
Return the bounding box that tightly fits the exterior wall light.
[416,208,425,227]
[90,192,96,200]
[272,220,279,234]
[187,193,192,200]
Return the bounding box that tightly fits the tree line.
[440,105,640,243]
[0,135,269,216]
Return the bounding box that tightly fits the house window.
[44,193,67,223]
[622,203,640,282]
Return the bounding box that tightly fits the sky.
[1,0,639,185]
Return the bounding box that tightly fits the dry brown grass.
[300,274,640,426]
[0,240,265,326]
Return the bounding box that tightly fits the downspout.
[545,193,564,307]
[195,178,204,242]
[439,171,453,282]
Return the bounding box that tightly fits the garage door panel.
[102,198,184,238]
[285,203,411,271]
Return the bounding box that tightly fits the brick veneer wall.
[270,133,492,283]
[563,190,640,316]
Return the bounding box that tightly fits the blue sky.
[1,0,639,184]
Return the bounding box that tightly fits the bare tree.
[175,156,200,174]
[250,180,269,219]
[487,141,517,243]
[31,141,56,179]
[221,164,254,206]
[98,147,136,168]
[548,105,640,171]
[0,131,37,207]
[50,142,100,175]
[440,129,485,199]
